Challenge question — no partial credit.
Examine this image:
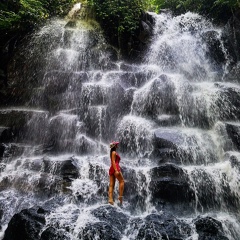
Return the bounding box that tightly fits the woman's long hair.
[110,146,116,158]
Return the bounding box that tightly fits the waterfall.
[1,9,240,240]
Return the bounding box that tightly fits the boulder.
[47,113,81,152]
[119,70,156,89]
[225,122,240,150]
[83,105,109,140]
[117,115,153,157]
[149,164,193,204]
[194,216,229,240]
[222,16,240,68]
[0,143,5,159]
[42,157,79,181]
[0,127,13,142]
[0,143,30,159]
[79,221,121,240]
[3,207,47,240]
[0,157,79,195]
[127,213,191,240]
[152,128,218,165]
[0,109,49,144]
[155,114,181,127]
[74,134,97,155]
[43,71,87,96]
[131,74,179,118]
[201,30,226,68]
[40,227,71,240]
[187,168,222,210]
[214,82,240,120]
[91,205,129,233]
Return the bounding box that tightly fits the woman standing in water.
[108,141,124,205]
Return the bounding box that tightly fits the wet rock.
[131,74,179,118]
[139,20,153,44]
[80,84,106,106]
[42,157,79,180]
[0,205,3,230]
[194,216,229,240]
[65,20,77,28]
[75,135,97,154]
[0,109,49,143]
[88,163,108,195]
[106,82,128,138]
[152,128,218,165]
[0,109,30,130]
[225,122,240,151]
[119,63,140,72]
[155,114,181,127]
[84,105,109,140]
[188,169,223,210]
[119,70,155,89]
[149,164,193,203]
[0,127,13,143]
[0,157,79,194]
[0,143,6,159]
[3,207,47,240]
[46,113,84,153]
[0,143,29,159]
[91,205,129,233]
[224,62,240,82]
[40,227,71,240]
[117,116,153,157]
[222,16,240,69]
[214,82,240,120]
[59,158,80,180]
[228,154,240,171]
[79,81,122,139]
[127,213,191,240]
[201,30,226,67]
[79,221,121,240]
[38,157,79,193]
[43,71,87,96]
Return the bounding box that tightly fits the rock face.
[41,227,71,240]
[1,8,240,240]
[149,164,193,204]
[225,122,240,150]
[3,206,230,240]
[3,207,46,240]
[133,213,192,240]
[194,217,229,240]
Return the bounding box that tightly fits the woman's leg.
[108,175,115,204]
[114,172,124,204]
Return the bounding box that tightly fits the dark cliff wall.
[1,8,240,100]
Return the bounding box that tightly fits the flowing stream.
[1,8,240,240]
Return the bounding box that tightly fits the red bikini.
[109,152,121,175]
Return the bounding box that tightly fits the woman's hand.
[114,171,120,176]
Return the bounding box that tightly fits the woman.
[108,141,124,205]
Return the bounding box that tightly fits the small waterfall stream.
[1,9,240,240]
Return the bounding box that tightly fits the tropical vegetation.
[0,0,76,32]
[0,0,239,53]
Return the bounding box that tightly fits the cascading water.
[1,6,240,239]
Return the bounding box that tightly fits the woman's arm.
[111,151,119,174]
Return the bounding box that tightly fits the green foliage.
[90,0,145,34]
[147,0,240,22]
[0,0,75,32]
[214,0,240,8]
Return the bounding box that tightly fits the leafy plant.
[149,0,240,22]
[90,0,145,34]
[0,0,75,32]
